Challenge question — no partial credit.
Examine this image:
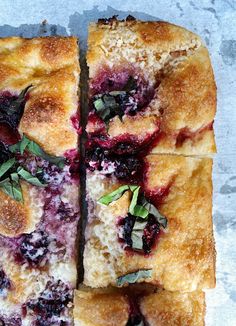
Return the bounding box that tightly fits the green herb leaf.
[141,197,167,228]
[17,167,47,187]
[10,172,19,182]
[129,186,140,214]
[9,135,66,169]
[98,185,130,205]
[117,269,152,287]
[0,158,16,178]
[132,205,149,218]
[131,220,147,250]
[0,177,23,202]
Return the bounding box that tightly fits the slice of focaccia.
[0,37,80,325]
[74,287,205,326]
[86,17,216,156]
[84,153,215,291]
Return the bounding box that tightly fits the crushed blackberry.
[143,216,160,254]
[122,214,136,247]
[0,87,30,130]
[26,280,72,319]
[0,269,11,294]
[57,201,77,222]
[18,231,49,266]
[0,142,11,164]
[114,156,143,183]
[86,146,143,183]
[0,316,21,326]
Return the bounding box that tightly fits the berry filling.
[126,294,147,326]
[0,269,11,296]
[15,231,49,266]
[25,280,72,322]
[86,146,144,184]
[0,316,22,326]
[120,214,161,255]
[87,68,159,154]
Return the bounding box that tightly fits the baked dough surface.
[74,288,205,326]
[84,155,215,291]
[87,20,216,155]
[0,37,80,324]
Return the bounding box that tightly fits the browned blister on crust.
[84,155,215,291]
[87,20,216,155]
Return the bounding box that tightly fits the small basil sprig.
[117,269,152,287]
[93,76,137,129]
[9,134,66,169]
[98,185,167,226]
[0,158,47,202]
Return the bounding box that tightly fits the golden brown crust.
[74,289,129,326]
[0,37,79,156]
[87,20,216,155]
[84,155,215,291]
[0,182,43,237]
[140,290,205,326]
[74,289,205,326]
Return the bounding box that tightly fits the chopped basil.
[93,77,138,128]
[98,185,130,205]
[140,196,167,228]
[9,135,66,168]
[0,158,16,178]
[117,269,152,286]
[129,186,140,214]
[131,220,146,250]
[0,177,23,202]
[17,167,47,187]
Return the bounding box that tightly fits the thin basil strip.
[129,186,140,214]
[98,185,130,205]
[132,204,149,218]
[141,197,167,228]
[17,167,47,187]
[117,269,152,287]
[0,158,15,178]
[131,220,147,250]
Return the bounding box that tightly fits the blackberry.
[27,280,72,319]
[0,269,11,294]
[123,214,136,247]
[114,156,143,183]
[19,231,49,266]
[143,216,160,254]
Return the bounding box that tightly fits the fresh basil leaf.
[10,135,66,169]
[19,134,30,155]
[17,167,47,187]
[98,185,130,205]
[140,196,167,228]
[117,269,152,286]
[10,172,19,182]
[0,158,15,178]
[0,178,23,202]
[94,98,105,112]
[131,220,146,250]
[129,186,140,214]
[132,205,149,218]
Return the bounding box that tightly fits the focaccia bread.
[74,287,205,326]
[0,37,80,325]
[86,17,216,156]
[84,153,215,291]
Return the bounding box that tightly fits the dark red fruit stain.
[64,149,80,179]
[15,231,49,266]
[26,280,72,320]
[70,113,81,135]
[126,293,147,326]
[0,269,11,293]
